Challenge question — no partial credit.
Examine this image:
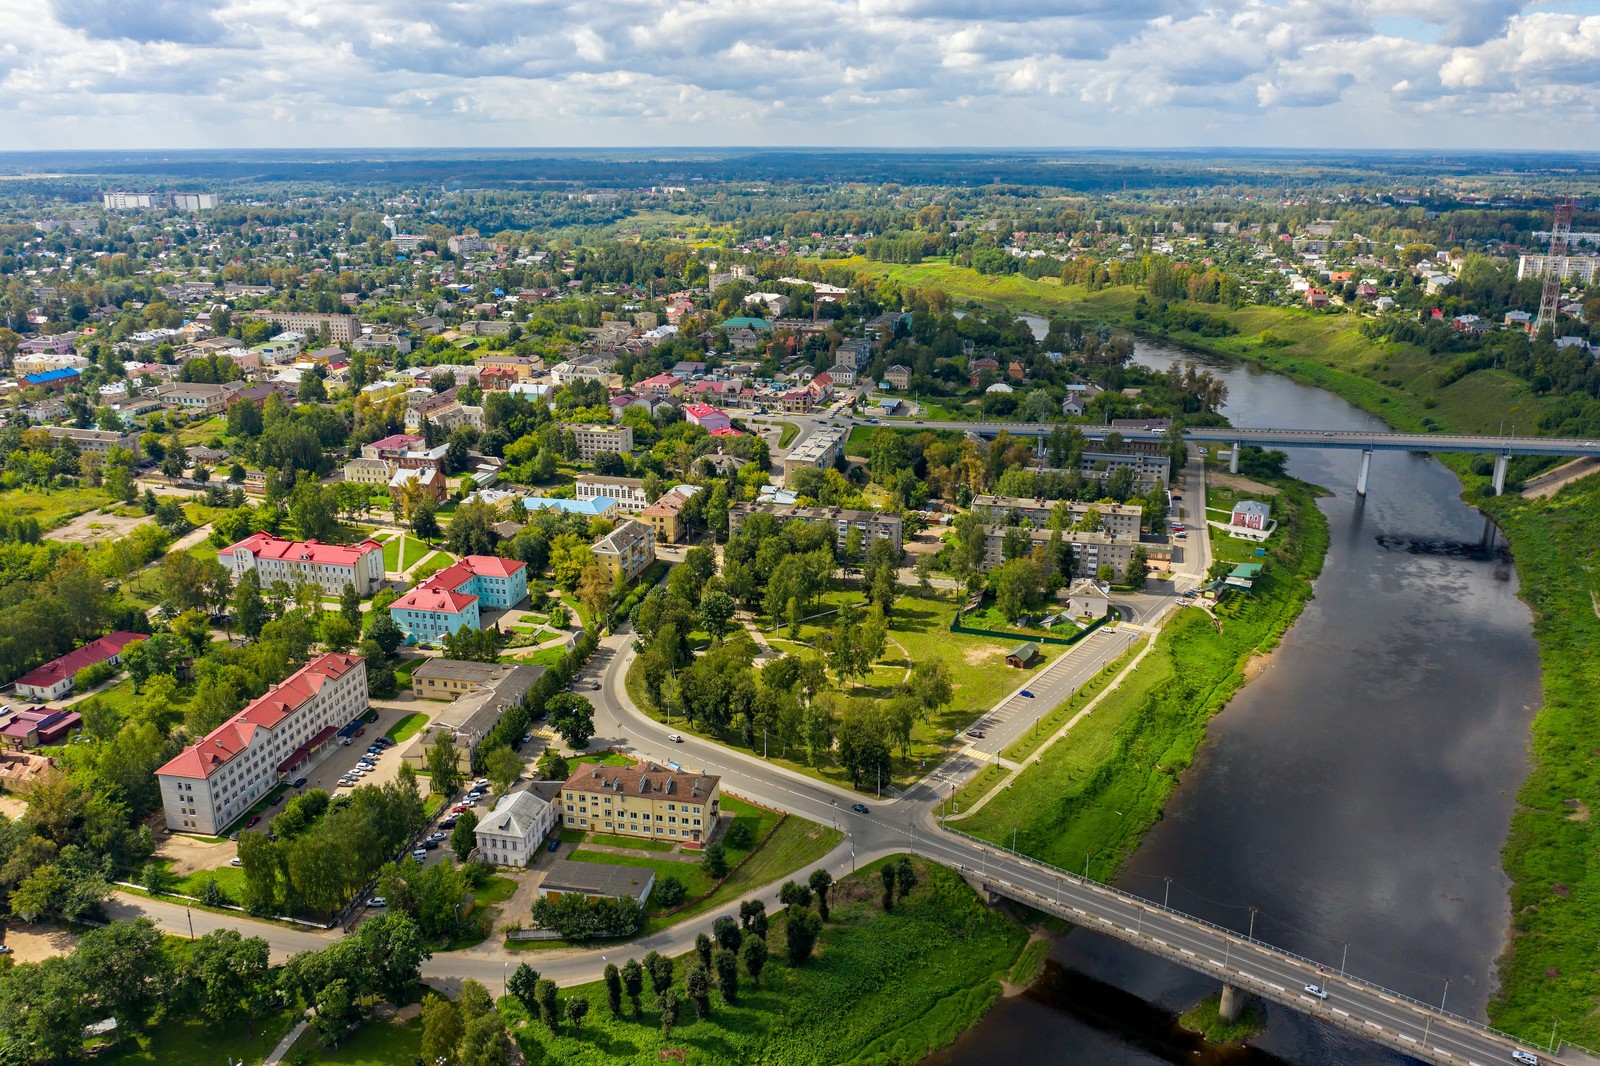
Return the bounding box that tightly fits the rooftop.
[540,858,655,901]
[561,760,719,801]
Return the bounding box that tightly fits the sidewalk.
[261,1017,309,1065]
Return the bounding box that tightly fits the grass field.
[956,480,1327,881]
[2,484,112,532]
[503,857,1028,1066]
[384,712,428,744]
[99,1008,298,1066]
[1000,638,1147,763]
[289,1016,422,1064]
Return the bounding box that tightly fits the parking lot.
[299,703,434,800]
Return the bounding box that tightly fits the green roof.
[1229,563,1264,578]
[1008,642,1041,659]
[719,317,773,331]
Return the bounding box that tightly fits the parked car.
[368,896,386,907]
[472,778,490,790]
[411,848,427,860]
[851,803,870,814]
[229,857,242,867]
[423,839,440,850]
[439,817,458,830]
[966,729,986,739]
[548,838,561,852]
[355,728,366,737]
[246,815,260,828]
[291,777,307,788]
[451,803,473,814]
[427,831,447,843]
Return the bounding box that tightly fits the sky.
[4,0,1600,150]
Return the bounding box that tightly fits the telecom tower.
[1534,199,1575,336]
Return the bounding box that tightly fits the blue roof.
[23,367,80,385]
[520,496,617,517]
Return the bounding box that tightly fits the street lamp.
[1550,1017,1561,1054]
[1247,906,1258,942]
[1163,876,1172,909]
[1438,977,1449,1014]
[1339,941,1349,978]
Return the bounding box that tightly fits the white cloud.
[0,0,1599,147]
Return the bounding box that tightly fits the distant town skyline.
[5,0,1600,150]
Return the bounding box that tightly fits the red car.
[246,816,260,828]
[356,728,366,737]
[451,803,472,814]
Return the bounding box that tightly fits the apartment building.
[157,654,368,834]
[638,485,699,545]
[388,555,528,643]
[102,192,154,210]
[475,790,557,868]
[154,380,246,416]
[218,532,386,596]
[410,659,514,701]
[970,495,1143,538]
[563,423,633,462]
[576,475,649,514]
[250,312,362,345]
[979,525,1134,580]
[1517,254,1600,285]
[591,519,655,582]
[781,426,846,487]
[560,762,721,844]
[42,426,140,459]
[1077,450,1168,488]
[729,501,903,554]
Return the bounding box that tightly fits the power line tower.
[1534,199,1575,336]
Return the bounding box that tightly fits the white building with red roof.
[388,555,528,644]
[682,402,732,433]
[14,631,146,702]
[156,653,368,834]
[219,532,385,596]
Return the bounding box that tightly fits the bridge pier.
[1356,449,1373,496]
[1218,982,1249,1022]
[1493,452,1509,495]
[1229,443,1240,475]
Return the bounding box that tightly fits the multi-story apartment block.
[970,496,1142,538]
[576,475,649,514]
[250,312,363,345]
[1517,254,1600,285]
[154,380,246,416]
[388,556,528,643]
[1076,450,1169,488]
[978,526,1135,580]
[218,533,386,596]
[591,519,655,583]
[157,654,368,834]
[170,193,219,211]
[560,762,721,844]
[729,502,903,554]
[781,426,846,487]
[563,423,634,462]
[102,192,155,210]
[42,426,140,459]
[447,235,492,254]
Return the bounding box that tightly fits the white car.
[368,896,387,907]
[1303,984,1328,1000]
[667,733,683,743]
[1512,1052,1541,1065]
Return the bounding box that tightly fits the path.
[261,1017,310,1065]
[1522,454,1600,499]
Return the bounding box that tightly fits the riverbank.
[955,478,1327,880]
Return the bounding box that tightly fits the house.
[1305,289,1331,309]
[410,658,518,701]
[520,495,618,521]
[828,363,858,387]
[0,707,83,749]
[22,368,79,392]
[559,761,720,845]
[1225,562,1264,590]
[154,381,246,416]
[591,520,655,583]
[400,664,543,772]
[1504,310,1533,328]
[389,465,446,503]
[1063,579,1112,619]
[782,426,846,486]
[219,533,385,596]
[157,654,368,834]
[475,790,556,867]
[683,403,732,433]
[636,373,682,397]
[539,859,655,905]
[13,631,147,702]
[1231,500,1271,530]
[1005,643,1042,668]
[389,556,529,644]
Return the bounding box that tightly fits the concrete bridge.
[884,419,1600,497]
[921,829,1590,1066]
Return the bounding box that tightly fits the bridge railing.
[935,827,1597,1059]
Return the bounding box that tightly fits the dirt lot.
[1207,472,1281,497]
[158,831,236,876]
[3,921,80,963]
[46,509,153,545]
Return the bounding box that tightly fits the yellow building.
[559,762,720,844]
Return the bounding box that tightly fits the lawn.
[945,762,1009,817]
[584,832,675,852]
[384,712,429,744]
[408,551,452,583]
[568,850,717,900]
[289,1016,423,1065]
[1000,638,1147,763]
[98,1008,298,1066]
[160,860,247,902]
[475,874,518,906]
[391,658,419,687]
[776,421,800,448]
[5,484,113,533]
[504,858,1028,1066]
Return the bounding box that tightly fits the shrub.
[653,876,687,908]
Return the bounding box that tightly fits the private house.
[1062,579,1112,619]
[1231,500,1271,530]
[475,790,557,868]
[219,533,385,597]
[683,403,732,433]
[156,654,368,834]
[13,631,147,702]
[1006,643,1042,668]
[559,761,721,845]
[154,381,246,416]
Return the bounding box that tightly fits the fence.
[950,612,1109,647]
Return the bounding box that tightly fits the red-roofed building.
[157,653,368,833]
[14,631,146,701]
[219,533,385,596]
[636,373,682,397]
[361,433,424,461]
[389,555,528,644]
[682,402,732,433]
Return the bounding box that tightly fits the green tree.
[180,929,270,1025]
[880,862,897,911]
[740,933,768,985]
[564,994,590,1033]
[367,612,403,655]
[339,582,362,627]
[420,993,462,1065]
[785,905,822,965]
[483,745,522,796]
[536,749,570,781]
[232,569,269,638]
[507,962,540,1012]
[712,914,742,953]
[546,693,595,749]
[713,948,739,1004]
[645,950,674,997]
[428,731,464,795]
[451,809,479,862]
[808,868,834,921]
[621,957,645,1015]
[659,988,681,1039]
[535,978,559,1032]
[411,497,440,542]
[684,960,712,1019]
[701,841,728,879]
[698,588,735,642]
[895,855,918,901]
[603,962,623,1017]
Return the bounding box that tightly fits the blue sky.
[4,0,1600,149]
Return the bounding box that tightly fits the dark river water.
[928,341,1541,1065]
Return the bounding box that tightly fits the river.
[928,339,1542,1065]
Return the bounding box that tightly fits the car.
[667,733,683,743]
[423,839,440,850]
[350,768,368,777]
[1019,689,1035,699]
[1175,533,1187,540]
[548,838,561,852]
[291,777,307,788]
[339,737,353,746]
[1322,431,1335,436]
[589,680,602,690]
[411,848,428,860]
[966,729,986,739]
[229,857,242,867]
[440,817,458,830]
[1171,493,1183,501]
[356,728,366,737]
[368,897,387,907]
[428,831,448,842]
[229,831,239,841]
[473,778,490,789]
[0,945,11,956]
[521,733,533,743]
[1513,1051,1541,1065]
[452,803,473,814]
[364,711,379,723]
[851,803,870,814]
[377,737,393,747]
[1303,984,1328,1000]
[246,816,260,828]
